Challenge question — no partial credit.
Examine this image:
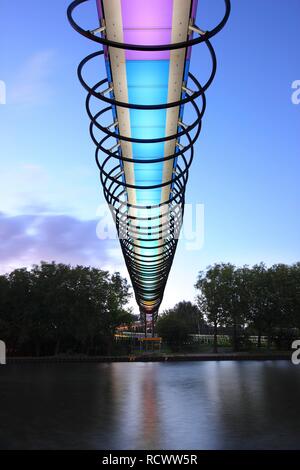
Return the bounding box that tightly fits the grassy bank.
[6,350,292,364]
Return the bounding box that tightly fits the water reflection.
[0,361,299,449]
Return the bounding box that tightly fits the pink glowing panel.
[121,0,173,60]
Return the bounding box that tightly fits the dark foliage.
[195,262,300,351]
[0,262,133,356]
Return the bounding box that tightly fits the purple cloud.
[0,211,121,273]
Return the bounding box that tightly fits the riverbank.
[6,351,292,363]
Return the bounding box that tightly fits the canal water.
[0,361,299,449]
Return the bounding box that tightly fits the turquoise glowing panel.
[126,60,169,206]
[126,60,169,256]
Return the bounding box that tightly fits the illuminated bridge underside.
[67,0,230,324]
[97,0,198,316]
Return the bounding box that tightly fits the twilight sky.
[0,0,299,313]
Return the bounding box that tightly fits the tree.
[6,268,34,353]
[247,263,271,347]
[196,265,228,352]
[265,264,297,349]
[156,309,190,351]
[168,301,204,334]
[197,264,252,352]
[221,265,251,352]
[99,271,133,353]
[0,274,10,345]
[291,263,300,330]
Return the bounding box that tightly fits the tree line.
[157,263,300,352]
[0,262,134,356]
[0,261,299,356]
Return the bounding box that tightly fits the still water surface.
[0,361,300,449]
